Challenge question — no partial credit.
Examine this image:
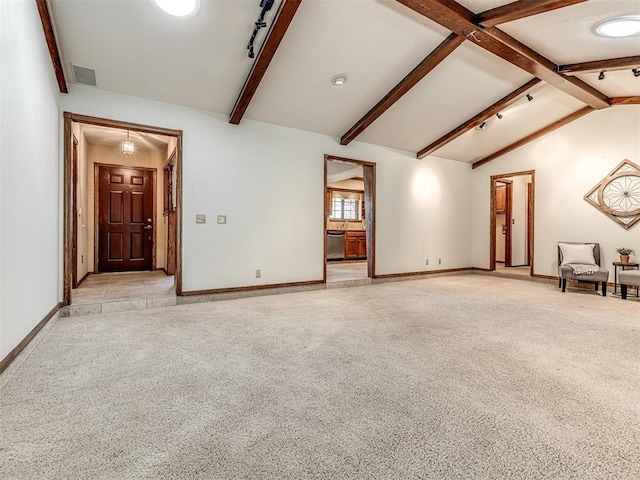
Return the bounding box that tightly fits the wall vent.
[71,64,97,86]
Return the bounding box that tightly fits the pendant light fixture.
[122,130,134,155]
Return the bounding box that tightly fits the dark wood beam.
[476,0,586,28]
[340,33,465,145]
[472,106,593,169]
[558,56,640,75]
[229,0,302,125]
[36,0,68,94]
[417,78,541,158]
[610,96,640,106]
[395,0,610,110]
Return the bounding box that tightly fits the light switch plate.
[195,214,206,224]
[217,215,227,224]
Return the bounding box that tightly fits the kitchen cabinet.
[496,185,506,213]
[345,231,366,259]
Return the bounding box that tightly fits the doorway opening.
[63,113,183,306]
[490,170,535,276]
[324,155,376,283]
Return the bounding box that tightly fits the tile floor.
[72,271,175,305]
[326,261,369,283]
[495,263,530,277]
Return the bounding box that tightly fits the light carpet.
[1,274,639,479]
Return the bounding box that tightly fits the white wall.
[0,0,61,359]
[84,144,167,272]
[472,106,640,279]
[509,175,529,266]
[61,86,473,291]
[75,125,90,282]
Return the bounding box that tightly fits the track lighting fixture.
[526,93,534,102]
[246,0,275,58]
[496,112,503,119]
[475,121,487,131]
[598,71,606,80]
[633,68,640,78]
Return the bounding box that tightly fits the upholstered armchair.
[558,242,609,295]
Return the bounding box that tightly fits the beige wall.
[472,105,640,279]
[84,144,167,272]
[75,124,90,281]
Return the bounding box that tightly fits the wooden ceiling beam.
[340,33,465,146]
[472,106,593,169]
[36,0,68,94]
[229,0,302,125]
[395,0,610,110]
[417,78,541,158]
[610,97,640,106]
[558,56,640,75]
[476,0,587,28]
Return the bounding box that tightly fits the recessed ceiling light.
[596,16,640,38]
[151,0,200,18]
[331,74,347,86]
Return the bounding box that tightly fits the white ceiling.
[81,124,172,152]
[327,160,363,183]
[50,0,640,164]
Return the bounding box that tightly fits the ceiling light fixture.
[331,74,348,86]
[475,121,487,131]
[151,0,200,18]
[598,71,606,80]
[122,130,134,155]
[496,112,503,119]
[526,93,534,102]
[633,68,640,77]
[596,16,640,38]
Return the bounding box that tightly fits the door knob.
[144,225,153,230]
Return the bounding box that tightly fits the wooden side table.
[613,262,640,296]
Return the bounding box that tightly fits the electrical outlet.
[217,215,227,224]
[255,269,261,278]
[195,214,206,224]
[425,259,429,266]
[438,258,442,265]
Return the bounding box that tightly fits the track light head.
[476,121,487,131]
[598,71,605,80]
[496,112,503,119]
[248,45,255,58]
[526,93,534,102]
[633,68,640,77]
[255,21,267,29]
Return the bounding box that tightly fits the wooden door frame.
[71,134,79,288]
[63,112,184,306]
[527,182,533,266]
[323,154,376,282]
[495,180,513,267]
[94,163,157,274]
[490,170,535,274]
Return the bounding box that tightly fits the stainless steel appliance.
[326,230,345,260]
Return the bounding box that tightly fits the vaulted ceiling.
[47,0,640,167]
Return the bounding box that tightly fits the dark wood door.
[98,166,154,272]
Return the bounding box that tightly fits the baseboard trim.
[0,302,62,375]
[182,279,325,296]
[472,267,492,272]
[532,273,556,281]
[374,267,472,279]
[75,272,90,288]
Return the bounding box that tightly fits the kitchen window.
[331,198,359,220]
